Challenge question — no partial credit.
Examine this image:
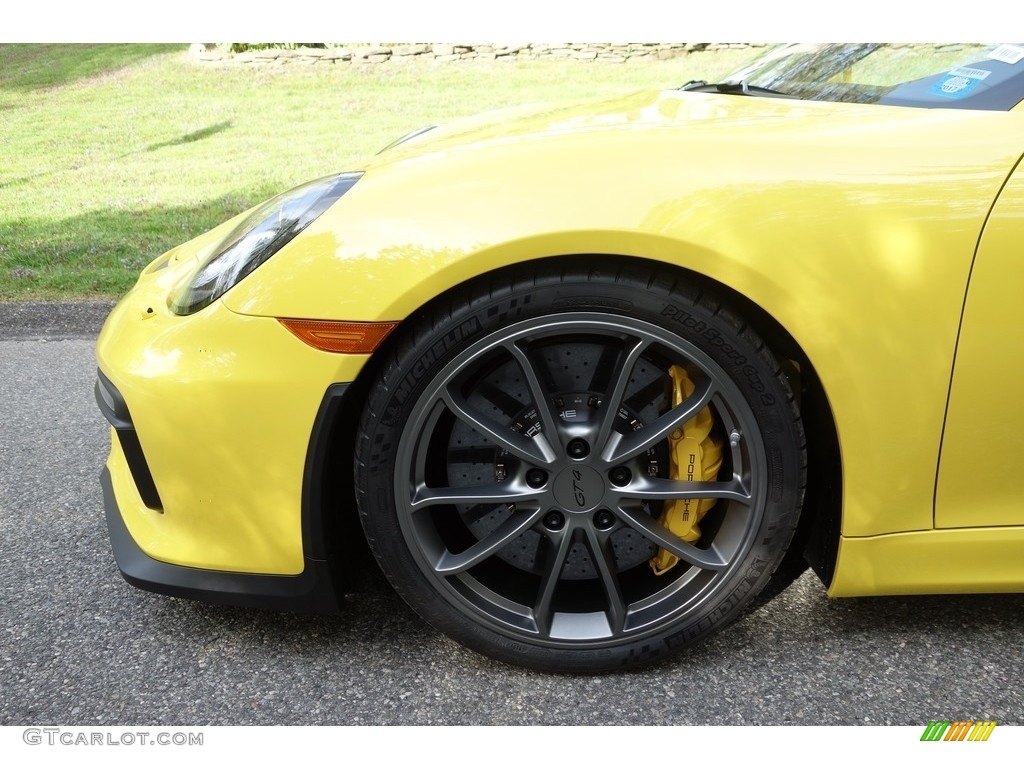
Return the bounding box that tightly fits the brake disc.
[446,342,665,578]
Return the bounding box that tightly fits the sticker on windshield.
[948,67,991,80]
[931,68,991,99]
[989,44,1024,65]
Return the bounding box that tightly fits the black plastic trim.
[95,371,163,511]
[299,382,378,591]
[302,383,350,560]
[94,370,133,429]
[102,468,342,614]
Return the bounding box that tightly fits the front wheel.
[355,264,806,672]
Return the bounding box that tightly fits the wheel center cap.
[553,465,604,513]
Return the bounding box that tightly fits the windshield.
[710,43,1024,110]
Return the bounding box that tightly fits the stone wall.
[190,43,764,66]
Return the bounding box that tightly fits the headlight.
[169,172,362,315]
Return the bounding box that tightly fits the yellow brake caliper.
[649,366,724,576]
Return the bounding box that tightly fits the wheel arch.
[709,271,841,590]
[308,254,842,591]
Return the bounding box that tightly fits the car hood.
[368,91,806,165]
[364,88,963,170]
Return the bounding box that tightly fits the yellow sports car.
[96,43,1024,672]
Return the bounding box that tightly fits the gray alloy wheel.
[356,264,805,672]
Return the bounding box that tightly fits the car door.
[936,158,1024,527]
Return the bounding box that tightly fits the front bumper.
[100,466,341,613]
[95,277,369,609]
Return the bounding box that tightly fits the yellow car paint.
[830,527,1024,596]
[221,90,1024,545]
[935,163,1024,529]
[833,149,1024,595]
[98,88,1024,593]
[98,284,367,574]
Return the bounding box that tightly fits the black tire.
[355,262,806,673]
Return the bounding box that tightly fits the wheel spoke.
[616,506,729,570]
[382,307,780,662]
[434,507,543,574]
[532,529,576,637]
[619,475,751,504]
[475,379,527,419]
[593,337,650,454]
[602,373,715,464]
[505,340,563,456]
[443,388,556,464]
[624,374,668,414]
[587,344,622,394]
[410,482,541,510]
[583,527,627,635]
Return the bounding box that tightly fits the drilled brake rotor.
[446,341,669,579]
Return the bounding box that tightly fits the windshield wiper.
[680,80,799,99]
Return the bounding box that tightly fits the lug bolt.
[525,468,548,488]
[566,438,590,459]
[593,510,615,530]
[609,466,632,486]
[543,510,566,531]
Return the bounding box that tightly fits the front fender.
[222,104,1022,540]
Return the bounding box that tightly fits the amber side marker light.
[279,318,398,354]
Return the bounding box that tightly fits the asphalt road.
[1,302,1022,726]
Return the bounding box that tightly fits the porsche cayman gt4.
[96,43,1024,672]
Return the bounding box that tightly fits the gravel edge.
[0,301,117,341]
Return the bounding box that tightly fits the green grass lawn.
[0,44,758,300]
